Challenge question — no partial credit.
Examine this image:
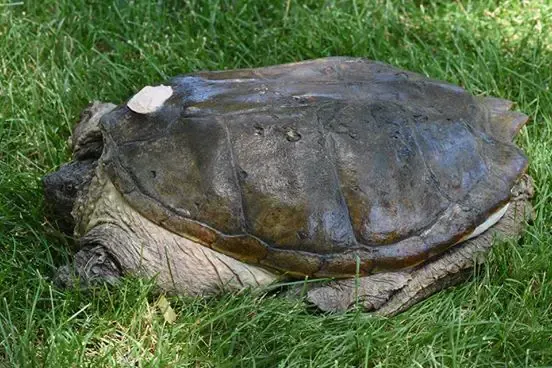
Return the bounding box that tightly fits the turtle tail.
[479,96,530,141]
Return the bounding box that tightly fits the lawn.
[1,0,551,366]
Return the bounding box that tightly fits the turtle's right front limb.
[54,243,122,288]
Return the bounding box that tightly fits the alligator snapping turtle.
[44,57,533,315]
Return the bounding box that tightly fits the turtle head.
[42,102,115,234]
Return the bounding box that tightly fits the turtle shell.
[99,57,528,277]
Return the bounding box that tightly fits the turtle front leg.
[55,245,122,288]
[305,175,534,316]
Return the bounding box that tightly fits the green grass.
[1,0,551,366]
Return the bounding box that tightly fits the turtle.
[43,57,534,316]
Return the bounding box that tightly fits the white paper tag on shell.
[127,85,173,114]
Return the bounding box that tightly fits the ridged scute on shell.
[99,57,528,277]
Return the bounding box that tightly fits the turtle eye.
[254,125,264,136]
[285,127,301,142]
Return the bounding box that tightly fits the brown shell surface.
[100,57,528,277]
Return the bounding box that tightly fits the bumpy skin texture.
[99,57,528,277]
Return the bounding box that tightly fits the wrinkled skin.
[43,58,533,315]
